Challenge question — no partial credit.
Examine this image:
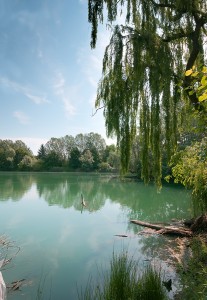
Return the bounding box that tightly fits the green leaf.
[164,175,171,183]
[188,90,194,95]
[201,76,207,86]
[197,85,206,91]
[185,69,193,76]
[198,93,207,102]
[202,66,207,73]
[191,71,199,77]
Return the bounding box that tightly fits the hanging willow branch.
[88,0,207,186]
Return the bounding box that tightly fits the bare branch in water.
[0,235,20,270]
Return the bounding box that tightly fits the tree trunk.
[190,214,207,233]
[130,220,192,237]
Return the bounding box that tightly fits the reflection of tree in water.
[138,234,170,258]
[111,181,192,233]
[103,180,192,230]
[0,173,192,221]
[35,173,115,211]
[0,173,34,201]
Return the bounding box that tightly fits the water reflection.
[0,172,191,222]
[0,172,34,201]
[0,173,192,300]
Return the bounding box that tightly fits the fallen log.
[130,220,193,237]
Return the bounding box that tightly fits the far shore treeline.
[0,133,119,173]
[0,130,199,178]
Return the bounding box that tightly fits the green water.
[0,172,192,299]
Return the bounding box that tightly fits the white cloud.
[58,223,73,245]
[54,72,65,89]
[89,92,97,109]
[77,29,110,99]
[25,93,48,104]
[37,48,43,59]
[13,111,30,125]
[53,71,76,116]
[77,1,126,90]
[0,76,49,104]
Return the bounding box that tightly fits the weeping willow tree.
[88,0,207,187]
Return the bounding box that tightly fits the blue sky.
[0,0,113,154]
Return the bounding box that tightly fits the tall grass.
[136,266,168,300]
[77,251,168,300]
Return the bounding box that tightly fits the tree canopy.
[88,0,207,186]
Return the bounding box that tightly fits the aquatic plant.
[77,251,168,300]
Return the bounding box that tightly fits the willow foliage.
[88,0,207,186]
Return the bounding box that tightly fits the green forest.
[0,134,119,172]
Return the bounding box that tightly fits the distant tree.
[75,134,88,153]
[18,155,37,171]
[89,146,100,170]
[79,149,94,171]
[37,144,46,159]
[13,140,33,155]
[43,151,63,170]
[75,132,106,157]
[45,137,66,160]
[12,141,33,169]
[102,144,116,162]
[0,140,15,170]
[68,147,81,169]
[85,132,106,157]
[98,161,112,172]
[107,150,120,171]
[13,148,31,169]
[64,135,76,158]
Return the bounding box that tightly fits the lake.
[0,172,192,299]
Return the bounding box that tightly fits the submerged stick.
[81,193,86,207]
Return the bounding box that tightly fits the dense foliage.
[88,0,207,187]
[0,133,120,173]
[168,66,207,209]
[0,140,35,171]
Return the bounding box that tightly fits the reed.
[78,251,168,300]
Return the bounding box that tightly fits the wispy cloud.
[77,29,110,92]
[13,111,30,125]
[77,1,126,90]
[53,71,76,116]
[25,93,48,104]
[0,76,49,104]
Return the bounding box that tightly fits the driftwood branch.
[130,220,193,237]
